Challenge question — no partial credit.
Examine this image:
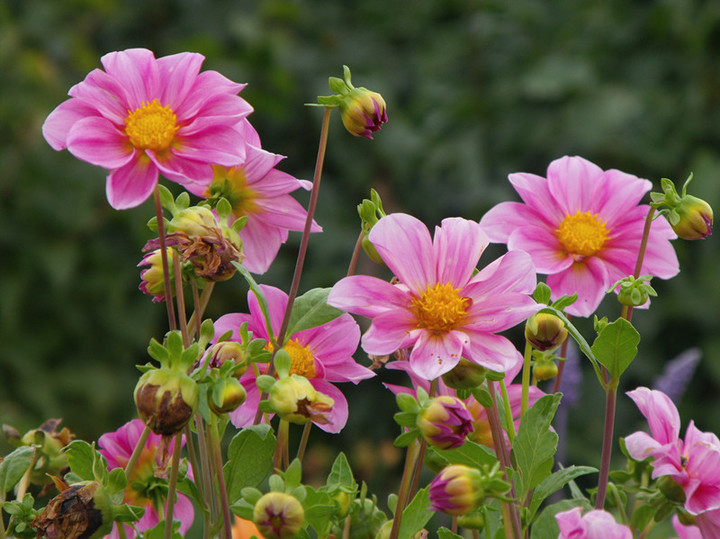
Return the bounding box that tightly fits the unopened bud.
[525,313,567,351]
[31,481,112,539]
[169,206,218,237]
[533,356,559,381]
[672,195,713,240]
[269,375,334,426]
[138,248,176,303]
[208,378,247,415]
[658,475,686,504]
[207,341,249,376]
[134,368,199,435]
[418,396,474,450]
[253,492,304,539]
[441,358,487,390]
[428,465,484,516]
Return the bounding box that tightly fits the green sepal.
[532,282,552,305]
[394,430,420,448]
[274,349,292,379]
[393,412,417,428]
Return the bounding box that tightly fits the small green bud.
[441,358,488,389]
[611,275,657,307]
[525,312,568,351]
[134,368,199,435]
[533,356,559,381]
[253,492,305,539]
[208,377,247,415]
[207,341,249,376]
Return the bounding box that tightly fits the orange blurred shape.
[231,516,266,539]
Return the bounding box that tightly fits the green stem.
[499,379,516,444]
[117,524,128,539]
[173,252,189,346]
[388,441,421,539]
[164,433,183,539]
[124,425,151,478]
[296,422,312,463]
[552,329,571,394]
[520,341,533,417]
[186,281,215,338]
[14,450,38,502]
[594,385,617,510]
[346,231,364,277]
[273,420,290,471]
[153,186,177,332]
[209,417,232,539]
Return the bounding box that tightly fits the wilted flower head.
[329,213,538,380]
[31,481,112,539]
[417,396,474,449]
[43,48,254,209]
[253,492,304,539]
[428,465,484,516]
[555,507,632,539]
[480,156,679,317]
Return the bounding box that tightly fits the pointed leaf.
[223,425,276,503]
[326,453,356,492]
[398,487,433,539]
[0,446,35,495]
[435,440,498,468]
[527,465,597,522]
[286,288,344,339]
[591,318,640,382]
[64,440,98,482]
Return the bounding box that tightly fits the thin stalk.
[14,451,39,501]
[253,107,333,426]
[124,425,151,478]
[173,253,190,346]
[499,379,516,444]
[186,281,215,338]
[388,441,421,539]
[520,342,533,417]
[346,231,364,277]
[164,433,183,539]
[296,422,312,463]
[209,417,232,539]
[273,420,290,471]
[342,514,352,539]
[117,524,128,539]
[199,419,218,528]
[153,186,177,331]
[552,332,571,394]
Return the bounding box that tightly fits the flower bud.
[417,396,474,450]
[441,358,488,389]
[18,419,74,486]
[533,356,559,381]
[269,374,334,426]
[375,521,427,539]
[671,195,713,240]
[428,465,484,516]
[134,367,199,435]
[31,481,113,539]
[169,206,218,237]
[525,313,568,351]
[138,248,176,302]
[207,341,249,376]
[339,88,387,140]
[208,377,247,415]
[253,492,304,539]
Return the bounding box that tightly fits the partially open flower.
[418,396,474,450]
[134,367,199,435]
[253,492,304,539]
[428,465,484,516]
[268,374,334,426]
[138,248,176,303]
[31,481,112,539]
[672,195,713,240]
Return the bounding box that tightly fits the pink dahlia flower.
[555,507,632,539]
[98,419,194,538]
[43,48,253,209]
[187,143,321,274]
[213,284,374,433]
[672,514,703,539]
[328,213,538,380]
[479,156,679,317]
[625,387,720,515]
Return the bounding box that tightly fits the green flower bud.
[207,341,249,376]
[671,194,713,240]
[253,492,305,539]
[268,374,334,426]
[30,481,113,539]
[525,313,568,351]
[208,377,247,415]
[533,356,559,382]
[441,358,488,389]
[19,419,74,486]
[168,206,218,237]
[134,367,199,435]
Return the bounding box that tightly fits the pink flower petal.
[238,219,287,274]
[369,213,435,294]
[508,226,573,274]
[409,329,467,380]
[42,99,98,150]
[361,309,418,355]
[508,171,566,225]
[100,48,159,108]
[595,169,652,225]
[296,314,361,366]
[479,202,533,242]
[546,257,610,317]
[329,275,410,319]
[172,123,247,167]
[156,52,205,106]
[462,331,523,374]
[106,155,159,209]
[68,68,131,124]
[434,217,488,287]
[66,116,134,169]
[547,156,605,213]
[310,380,349,433]
[626,387,680,446]
[623,431,662,461]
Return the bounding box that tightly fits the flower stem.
[594,386,617,510]
[164,433,182,539]
[274,420,290,471]
[153,186,177,332]
[296,422,312,463]
[173,253,190,345]
[520,341,533,417]
[124,425,151,478]
[552,330,571,394]
[626,206,656,322]
[209,417,232,539]
[346,231,364,277]
[499,379,516,444]
[388,440,421,539]
[186,281,215,338]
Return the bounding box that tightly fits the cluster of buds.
[318,65,388,139]
[428,463,510,517]
[651,174,713,240]
[610,274,657,307]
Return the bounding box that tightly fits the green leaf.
[591,318,640,382]
[285,288,344,339]
[0,446,35,495]
[532,282,552,305]
[302,486,336,536]
[223,425,276,503]
[326,452,356,492]
[438,528,464,539]
[398,487,433,539]
[435,440,498,468]
[107,467,127,503]
[512,394,561,501]
[234,263,275,342]
[393,430,420,448]
[64,440,98,482]
[527,465,597,522]
[113,504,146,523]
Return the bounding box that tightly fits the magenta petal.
[149,150,214,185]
[479,202,533,242]
[66,117,133,169]
[238,219,287,274]
[362,310,417,356]
[596,169,652,225]
[251,285,289,340]
[409,330,467,380]
[624,431,662,462]
[100,48,159,107]
[369,213,435,294]
[329,275,410,318]
[229,380,262,428]
[508,172,566,225]
[156,52,205,106]
[462,332,523,374]
[42,99,99,150]
[547,257,610,317]
[508,226,573,274]
[626,387,680,446]
[547,156,605,213]
[434,218,488,286]
[297,314,360,365]
[213,313,253,343]
[172,124,247,167]
[310,380,348,433]
[106,155,158,209]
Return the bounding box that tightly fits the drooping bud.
[651,174,713,239]
[208,377,247,415]
[138,248,176,303]
[525,313,568,351]
[441,358,488,390]
[532,354,559,381]
[206,341,249,376]
[134,367,199,436]
[17,419,74,486]
[268,374,334,426]
[417,396,474,450]
[30,481,113,539]
[428,465,484,516]
[253,492,305,539]
[318,66,387,139]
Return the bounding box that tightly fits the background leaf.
[286,288,344,338]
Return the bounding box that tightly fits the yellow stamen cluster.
[556,210,609,257]
[268,339,316,379]
[125,99,179,151]
[207,166,261,217]
[411,283,470,334]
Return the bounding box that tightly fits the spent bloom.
[43,48,253,209]
[329,213,538,380]
[98,419,194,538]
[480,156,679,317]
[212,284,374,433]
[624,387,720,515]
[555,507,632,539]
[188,143,321,274]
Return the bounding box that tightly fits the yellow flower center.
[266,339,317,378]
[556,211,609,257]
[206,166,261,218]
[411,283,470,334]
[125,99,179,151]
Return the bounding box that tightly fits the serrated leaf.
[223,425,276,503]
[591,318,640,382]
[435,440,498,468]
[527,465,597,522]
[398,487,432,539]
[285,288,344,339]
[512,394,561,501]
[326,452,356,492]
[0,446,35,495]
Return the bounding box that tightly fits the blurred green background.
[2,0,720,512]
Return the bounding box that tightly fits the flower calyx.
[357,189,387,265]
